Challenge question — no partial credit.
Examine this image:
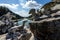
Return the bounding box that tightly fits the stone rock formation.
[0,6,23,34]
[29,1,60,40]
[29,17,60,40]
[6,21,33,40]
[1,0,60,40]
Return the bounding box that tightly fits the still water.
[18,19,32,28]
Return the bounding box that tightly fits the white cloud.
[0,3,31,17]
[20,0,42,9]
[0,3,19,9]
[0,3,30,17]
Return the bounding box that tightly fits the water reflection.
[18,19,32,28]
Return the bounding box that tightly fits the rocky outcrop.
[6,21,33,40]
[0,6,24,34]
[1,1,60,40]
[29,1,60,40]
[29,17,60,40]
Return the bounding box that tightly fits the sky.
[0,0,51,17]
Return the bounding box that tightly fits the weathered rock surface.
[1,1,60,40]
[29,17,60,40]
[29,1,60,40]
[0,6,23,34]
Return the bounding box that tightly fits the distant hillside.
[0,6,24,34]
[0,6,24,22]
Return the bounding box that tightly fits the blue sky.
[0,0,51,17]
